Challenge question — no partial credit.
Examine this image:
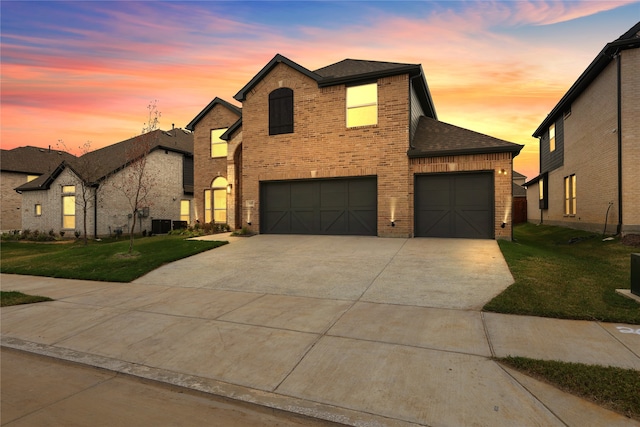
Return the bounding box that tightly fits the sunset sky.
[2,1,639,181]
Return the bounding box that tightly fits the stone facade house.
[526,22,639,236]
[16,128,194,237]
[1,146,76,231]
[189,54,523,239]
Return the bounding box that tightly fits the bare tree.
[112,102,160,254]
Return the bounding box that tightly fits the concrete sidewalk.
[1,235,639,426]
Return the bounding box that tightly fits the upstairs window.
[549,123,556,152]
[269,88,293,135]
[35,204,42,216]
[211,128,228,158]
[347,83,377,128]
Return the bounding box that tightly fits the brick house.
[1,146,76,231]
[16,128,194,237]
[526,22,639,236]
[188,54,523,239]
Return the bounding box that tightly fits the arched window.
[269,88,293,135]
[208,177,227,224]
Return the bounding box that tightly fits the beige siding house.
[189,54,523,239]
[16,128,194,237]
[527,22,640,236]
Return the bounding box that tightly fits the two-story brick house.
[526,22,639,236]
[189,54,523,239]
[16,128,194,237]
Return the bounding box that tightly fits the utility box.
[173,221,188,230]
[152,219,172,235]
[632,253,640,296]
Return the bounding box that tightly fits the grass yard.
[1,291,52,307]
[0,235,227,282]
[500,356,640,421]
[485,223,640,324]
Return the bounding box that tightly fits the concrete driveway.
[3,235,638,426]
[135,235,514,310]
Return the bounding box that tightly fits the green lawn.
[485,223,640,324]
[0,235,227,282]
[1,291,52,307]
[500,356,640,421]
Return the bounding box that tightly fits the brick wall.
[531,52,639,235]
[192,104,240,225]
[621,47,640,234]
[410,153,515,240]
[240,63,412,237]
[1,172,27,231]
[21,150,193,237]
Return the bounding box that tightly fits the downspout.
[616,52,623,235]
[93,184,99,238]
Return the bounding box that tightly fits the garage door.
[260,177,377,235]
[415,172,494,238]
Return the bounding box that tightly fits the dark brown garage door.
[260,177,377,235]
[415,172,494,239]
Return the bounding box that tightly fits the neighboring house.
[512,171,527,225]
[526,22,639,236]
[1,146,76,231]
[188,54,523,239]
[15,128,194,237]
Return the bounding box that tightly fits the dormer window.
[269,88,293,135]
[347,83,377,128]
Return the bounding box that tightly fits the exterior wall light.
[227,184,232,194]
[391,220,395,227]
[501,222,506,228]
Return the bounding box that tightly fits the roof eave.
[533,35,640,137]
[317,64,421,88]
[408,144,524,159]
[186,97,241,131]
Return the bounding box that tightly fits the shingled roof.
[16,128,193,192]
[231,54,436,118]
[408,116,523,158]
[1,146,76,175]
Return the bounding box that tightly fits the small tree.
[112,102,160,254]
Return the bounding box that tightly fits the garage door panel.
[261,178,376,235]
[415,173,493,239]
[263,210,290,233]
[291,210,316,234]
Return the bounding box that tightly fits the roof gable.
[234,54,321,102]
[409,116,523,158]
[533,21,640,136]
[186,97,241,131]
